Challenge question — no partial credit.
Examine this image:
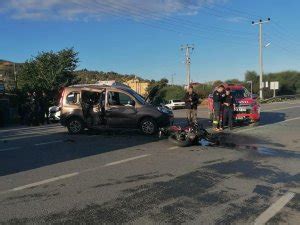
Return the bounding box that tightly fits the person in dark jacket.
[184,85,199,124]
[39,92,50,124]
[24,92,33,126]
[223,87,235,130]
[212,85,225,131]
[32,91,41,125]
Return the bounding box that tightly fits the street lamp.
[265,42,271,48]
[247,80,253,96]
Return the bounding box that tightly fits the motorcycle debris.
[198,138,214,146]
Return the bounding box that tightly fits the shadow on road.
[259,112,286,126]
[0,128,159,177]
[0,116,212,177]
[0,111,289,177]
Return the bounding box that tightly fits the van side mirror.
[128,100,136,106]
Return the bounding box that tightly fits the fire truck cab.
[208,84,260,125]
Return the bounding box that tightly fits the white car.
[165,99,186,110]
[49,106,61,122]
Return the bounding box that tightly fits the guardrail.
[259,94,300,104]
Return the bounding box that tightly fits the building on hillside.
[97,80,128,87]
[123,78,149,96]
[190,82,204,87]
[0,61,22,91]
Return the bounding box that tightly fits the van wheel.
[140,118,157,135]
[67,118,84,134]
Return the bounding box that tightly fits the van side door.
[105,90,138,128]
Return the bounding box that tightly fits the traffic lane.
[2,100,297,149]
[0,142,241,221]
[0,141,261,223]
[260,99,300,111]
[259,104,300,126]
[0,103,298,223]
[172,102,300,129]
[0,128,162,178]
[0,121,290,191]
[0,134,299,224]
[0,103,299,187]
[0,135,173,191]
[234,108,300,150]
[0,123,69,149]
[1,102,299,180]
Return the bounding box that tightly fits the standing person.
[212,85,225,131]
[24,92,33,126]
[40,92,50,124]
[184,85,199,124]
[32,91,40,125]
[223,88,235,130]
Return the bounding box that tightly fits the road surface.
[0,100,299,224]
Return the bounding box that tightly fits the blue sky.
[0,0,300,84]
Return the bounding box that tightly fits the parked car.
[208,84,260,125]
[49,106,61,122]
[59,84,174,135]
[165,99,186,110]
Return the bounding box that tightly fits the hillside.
[74,69,147,84]
[0,60,13,70]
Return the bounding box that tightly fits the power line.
[270,21,300,46]
[89,1,256,40]
[212,4,261,19]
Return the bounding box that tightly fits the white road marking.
[103,154,150,167]
[254,192,295,225]
[0,133,63,141]
[0,124,60,133]
[0,172,79,195]
[1,129,63,139]
[235,116,300,133]
[34,140,63,146]
[168,146,179,150]
[12,172,79,191]
[262,105,300,112]
[0,147,21,152]
[0,154,151,195]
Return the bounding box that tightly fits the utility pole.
[180,44,194,86]
[252,18,270,99]
[171,73,175,85]
[247,80,253,96]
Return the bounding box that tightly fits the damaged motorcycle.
[159,122,218,147]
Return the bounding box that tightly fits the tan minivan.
[59,84,173,135]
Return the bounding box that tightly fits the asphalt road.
[0,101,300,224]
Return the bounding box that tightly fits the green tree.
[224,79,242,84]
[162,85,185,101]
[19,48,79,94]
[146,78,169,93]
[194,84,213,99]
[244,71,259,94]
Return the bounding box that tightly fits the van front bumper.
[157,114,174,127]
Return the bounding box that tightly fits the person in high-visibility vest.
[212,85,225,131]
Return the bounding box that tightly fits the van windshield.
[124,89,146,105]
